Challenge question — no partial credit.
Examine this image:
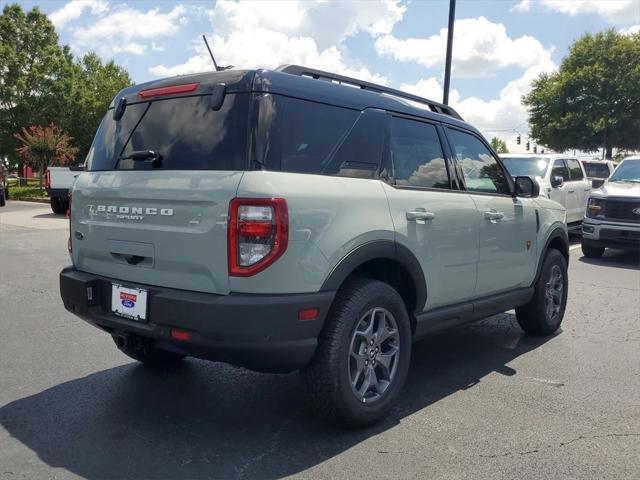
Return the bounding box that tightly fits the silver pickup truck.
[581,156,640,257]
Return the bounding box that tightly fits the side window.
[566,159,584,180]
[552,160,571,181]
[260,95,359,174]
[447,128,509,194]
[390,117,450,189]
[326,109,386,179]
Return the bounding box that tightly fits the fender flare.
[320,240,427,313]
[534,226,569,284]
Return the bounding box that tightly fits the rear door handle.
[406,209,435,222]
[484,210,505,221]
[567,189,575,193]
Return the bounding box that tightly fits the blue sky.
[6,0,640,149]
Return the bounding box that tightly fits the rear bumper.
[582,219,640,250]
[59,266,334,372]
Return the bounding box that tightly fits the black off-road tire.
[301,278,412,428]
[112,334,185,366]
[581,242,605,258]
[51,197,66,215]
[516,249,568,336]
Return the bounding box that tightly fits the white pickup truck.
[45,166,81,214]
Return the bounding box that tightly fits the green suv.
[60,66,569,427]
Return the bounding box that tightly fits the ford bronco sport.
[60,66,569,427]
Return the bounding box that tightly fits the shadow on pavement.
[578,249,640,270]
[1,313,552,479]
[32,213,64,219]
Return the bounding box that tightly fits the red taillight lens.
[138,82,199,99]
[45,169,50,190]
[228,198,288,277]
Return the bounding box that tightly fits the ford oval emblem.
[633,208,640,215]
[122,299,135,308]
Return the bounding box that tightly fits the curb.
[12,197,50,204]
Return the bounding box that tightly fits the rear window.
[256,95,359,174]
[583,162,611,178]
[86,93,249,171]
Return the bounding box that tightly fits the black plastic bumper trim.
[59,266,335,373]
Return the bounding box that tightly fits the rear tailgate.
[71,171,242,294]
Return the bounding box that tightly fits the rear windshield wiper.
[118,150,163,168]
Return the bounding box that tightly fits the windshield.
[582,162,611,178]
[501,157,549,178]
[609,159,640,183]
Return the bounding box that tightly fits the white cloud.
[150,0,401,82]
[66,5,188,56]
[208,0,406,49]
[620,24,640,35]
[49,0,109,28]
[512,0,639,25]
[375,16,554,78]
[510,0,532,12]
[400,59,558,143]
[151,42,165,52]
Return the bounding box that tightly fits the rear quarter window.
[257,95,359,174]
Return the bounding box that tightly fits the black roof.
[110,66,476,134]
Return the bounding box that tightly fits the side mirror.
[550,175,564,188]
[514,176,539,198]
[591,178,605,189]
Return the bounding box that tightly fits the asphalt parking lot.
[1,200,639,480]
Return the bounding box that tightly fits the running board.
[413,287,534,340]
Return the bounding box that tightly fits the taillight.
[228,198,288,276]
[45,169,50,190]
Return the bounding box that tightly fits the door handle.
[484,210,505,221]
[406,209,435,222]
[567,189,575,193]
[583,188,591,192]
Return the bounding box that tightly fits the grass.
[6,178,41,187]
[8,186,48,200]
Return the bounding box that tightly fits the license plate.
[111,284,148,321]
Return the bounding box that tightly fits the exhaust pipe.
[112,333,129,350]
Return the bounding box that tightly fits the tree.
[0,4,74,172]
[524,30,640,159]
[490,137,509,153]
[58,53,132,159]
[0,5,133,170]
[14,124,78,187]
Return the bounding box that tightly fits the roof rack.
[276,64,463,121]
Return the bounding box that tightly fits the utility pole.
[443,0,456,105]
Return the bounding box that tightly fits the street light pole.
[443,0,456,105]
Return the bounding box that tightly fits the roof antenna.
[202,35,233,71]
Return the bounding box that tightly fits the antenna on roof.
[202,35,233,71]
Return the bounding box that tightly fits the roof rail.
[276,64,463,121]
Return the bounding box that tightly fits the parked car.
[60,66,569,427]
[581,156,640,257]
[581,160,618,188]
[45,166,81,214]
[501,154,590,232]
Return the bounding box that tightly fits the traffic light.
[525,142,530,151]
[533,145,537,153]
[516,135,521,145]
